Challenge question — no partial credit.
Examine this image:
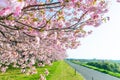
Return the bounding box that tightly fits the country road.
[66,60,120,80]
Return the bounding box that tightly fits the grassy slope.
[48,60,84,80]
[81,64,120,78]
[0,60,84,80]
[71,60,120,78]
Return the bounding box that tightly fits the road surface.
[66,60,120,80]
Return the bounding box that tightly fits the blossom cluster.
[0,0,109,73]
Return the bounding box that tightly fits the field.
[0,60,84,80]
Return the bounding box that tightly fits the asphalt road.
[66,60,120,80]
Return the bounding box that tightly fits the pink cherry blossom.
[44,69,49,76]
[117,0,120,2]
[0,0,109,75]
[39,74,46,80]
[0,0,25,16]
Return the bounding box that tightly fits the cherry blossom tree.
[0,0,109,73]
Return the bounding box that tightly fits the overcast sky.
[67,1,120,60]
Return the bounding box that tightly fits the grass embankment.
[0,60,84,80]
[71,60,120,78]
[48,60,84,80]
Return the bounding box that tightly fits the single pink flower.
[117,0,120,2]
[0,7,11,16]
[13,6,21,16]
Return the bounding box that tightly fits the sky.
[67,1,120,60]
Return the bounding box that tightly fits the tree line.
[86,61,120,73]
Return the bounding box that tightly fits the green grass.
[81,64,120,78]
[71,60,120,78]
[0,60,84,80]
[47,60,84,80]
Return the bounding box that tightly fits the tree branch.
[23,2,61,10]
[0,22,19,30]
[0,30,7,38]
[24,5,63,11]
